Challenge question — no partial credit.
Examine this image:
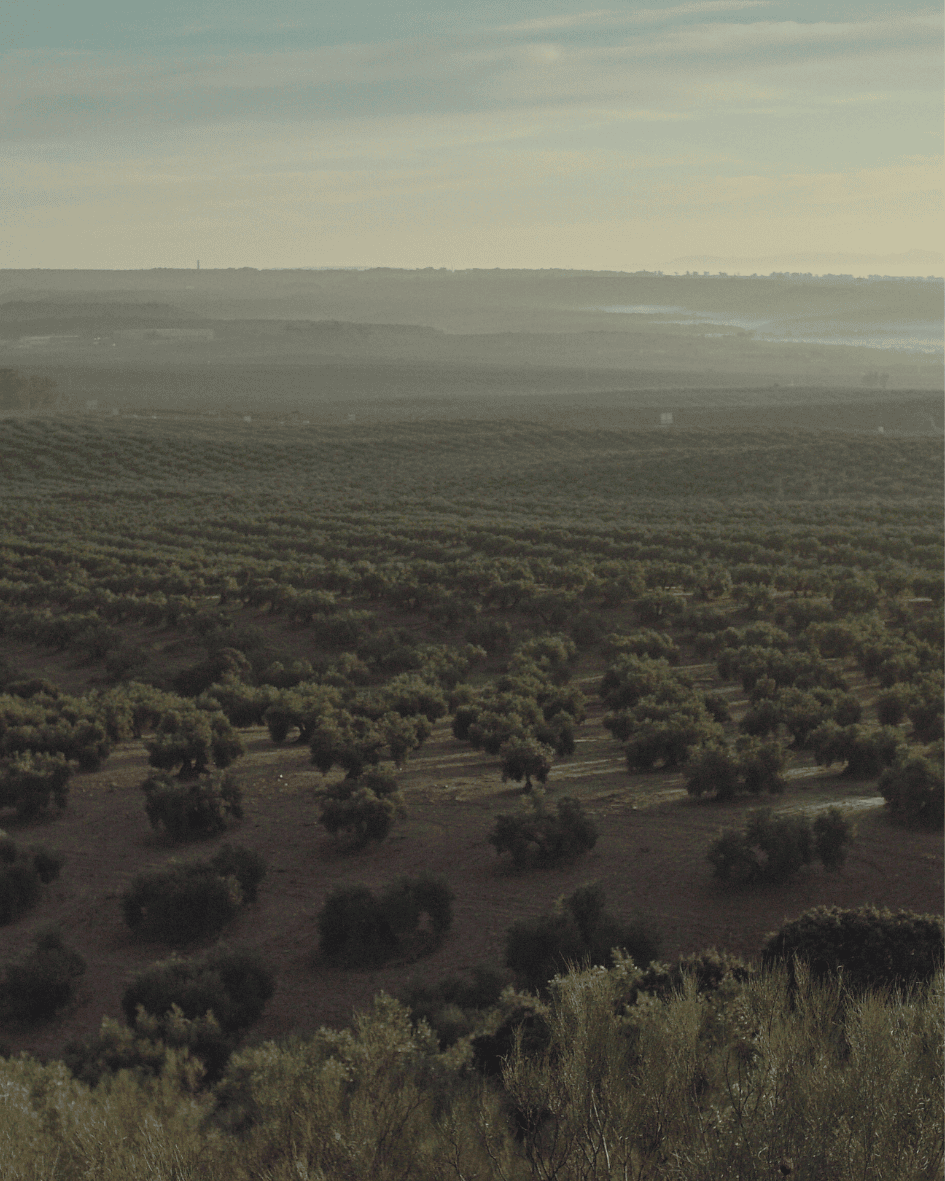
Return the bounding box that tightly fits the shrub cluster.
[0,927,86,1023]
[452,637,585,784]
[121,845,266,943]
[707,807,854,887]
[762,904,944,993]
[878,750,944,828]
[65,944,274,1087]
[684,737,787,799]
[0,751,71,818]
[488,795,597,868]
[401,965,507,1049]
[317,873,454,968]
[600,656,724,772]
[142,770,244,840]
[504,883,660,992]
[317,765,405,849]
[810,722,906,778]
[0,830,63,924]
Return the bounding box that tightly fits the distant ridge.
[670,249,943,275]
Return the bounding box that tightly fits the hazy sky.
[2,0,942,270]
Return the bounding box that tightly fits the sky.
[1,0,942,271]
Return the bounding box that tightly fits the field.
[0,403,941,1068]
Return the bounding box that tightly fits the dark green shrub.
[740,698,780,738]
[735,736,788,795]
[121,860,248,943]
[317,875,453,968]
[121,944,274,1035]
[684,746,741,799]
[812,807,855,870]
[504,912,585,993]
[380,872,454,944]
[208,844,267,903]
[319,786,400,849]
[702,692,731,725]
[499,736,554,791]
[0,927,85,1023]
[0,833,63,924]
[761,904,944,993]
[488,796,597,869]
[402,965,507,1048]
[146,707,244,779]
[316,885,398,968]
[878,753,944,828]
[908,692,944,744]
[0,751,71,818]
[629,949,755,1003]
[875,687,910,727]
[685,739,786,799]
[811,722,905,779]
[708,808,848,887]
[504,884,660,992]
[142,771,243,840]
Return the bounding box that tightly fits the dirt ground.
[1,668,941,1063]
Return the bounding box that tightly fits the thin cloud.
[497,2,773,34]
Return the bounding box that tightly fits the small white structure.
[660,412,674,426]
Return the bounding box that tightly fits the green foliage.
[317,874,454,968]
[0,927,85,1023]
[208,844,267,903]
[64,1006,225,1091]
[811,721,906,778]
[499,735,554,791]
[401,965,507,1048]
[812,807,855,870]
[120,848,264,943]
[146,705,244,779]
[504,883,660,991]
[121,944,274,1036]
[602,629,680,665]
[142,770,244,840]
[685,733,790,800]
[488,795,597,868]
[319,780,404,849]
[316,884,398,967]
[683,744,742,799]
[708,807,852,886]
[0,830,63,924]
[878,751,944,828]
[762,904,944,993]
[0,750,70,818]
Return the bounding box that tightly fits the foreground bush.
[318,768,406,849]
[317,873,454,968]
[142,771,244,840]
[504,883,660,992]
[488,795,597,868]
[0,927,86,1023]
[0,831,63,924]
[64,1006,228,1091]
[121,846,266,943]
[762,904,944,993]
[0,961,940,1180]
[708,807,854,886]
